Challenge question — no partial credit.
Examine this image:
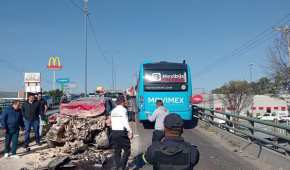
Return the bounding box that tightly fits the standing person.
[127,95,137,122]
[146,100,169,142]
[2,100,24,158]
[140,114,199,170]
[110,95,133,170]
[96,86,114,115]
[22,93,41,151]
[37,93,48,137]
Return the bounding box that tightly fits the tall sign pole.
[47,56,62,90]
[83,0,89,96]
[53,70,56,90]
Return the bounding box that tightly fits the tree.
[43,89,63,103]
[250,77,275,94]
[267,29,290,94]
[216,81,253,114]
[212,81,253,128]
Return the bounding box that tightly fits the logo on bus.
[148,97,184,104]
[150,72,186,83]
[152,73,161,81]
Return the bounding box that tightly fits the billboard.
[24,73,41,83]
[24,72,41,93]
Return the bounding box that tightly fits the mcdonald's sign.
[47,56,62,70]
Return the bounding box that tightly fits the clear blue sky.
[0,0,289,93]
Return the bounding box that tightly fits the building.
[250,95,288,117]
[195,93,289,120]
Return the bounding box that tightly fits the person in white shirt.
[110,95,133,170]
[146,100,169,142]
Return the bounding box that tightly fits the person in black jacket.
[2,100,24,158]
[134,113,199,170]
[36,93,48,137]
[22,93,41,151]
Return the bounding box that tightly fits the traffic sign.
[191,95,203,104]
[56,78,70,84]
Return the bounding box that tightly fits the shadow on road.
[184,118,199,129]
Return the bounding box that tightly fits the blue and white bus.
[137,61,192,126]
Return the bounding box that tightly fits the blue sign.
[56,78,70,84]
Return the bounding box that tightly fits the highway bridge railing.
[0,100,25,112]
[193,105,290,156]
[0,97,61,112]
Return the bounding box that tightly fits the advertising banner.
[144,70,187,83]
[24,72,41,93]
[24,73,41,83]
[144,70,187,91]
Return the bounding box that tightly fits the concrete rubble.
[36,98,113,169]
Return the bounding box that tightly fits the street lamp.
[83,0,88,96]
[248,63,254,82]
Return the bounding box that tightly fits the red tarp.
[60,98,105,117]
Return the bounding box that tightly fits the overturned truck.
[45,98,112,169]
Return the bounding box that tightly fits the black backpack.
[153,142,193,170]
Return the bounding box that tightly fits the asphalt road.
[0,120,259,170]
[132,122,258,170]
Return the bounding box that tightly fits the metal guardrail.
[0,97,61,112]
[0,109,59,146]
[193,105,290,155]
[0,100,25,112]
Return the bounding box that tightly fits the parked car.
[260,113,280,121]
[104,92,124,102]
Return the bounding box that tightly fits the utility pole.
[83,0,88,96]
[111,56,115,90]
[274,25,290,67]
[249,63,254,82]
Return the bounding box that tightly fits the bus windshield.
[144,69,187,91]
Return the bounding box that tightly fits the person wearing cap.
[146,100,169,142]
[110,95,133,170]
[140,113,199,170]
[96,86,114,115]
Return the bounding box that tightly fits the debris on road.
[37,98,113,169]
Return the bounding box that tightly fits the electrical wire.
[66,0,111,64]
[67,0,83,13]
[87,15,111,64]
[192,15,290,78]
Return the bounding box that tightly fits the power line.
[192,32,276,78]
[67,0,83,13]
[65,0,111,64]
[231,13,290,55]
[192,15,290,78]
[87,15,111,64]
[0,58,24,73]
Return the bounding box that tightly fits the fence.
[0,97,61,112]
[0,100,25,112]
[193,105,290,156]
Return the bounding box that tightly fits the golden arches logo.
[47,56,62,70]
